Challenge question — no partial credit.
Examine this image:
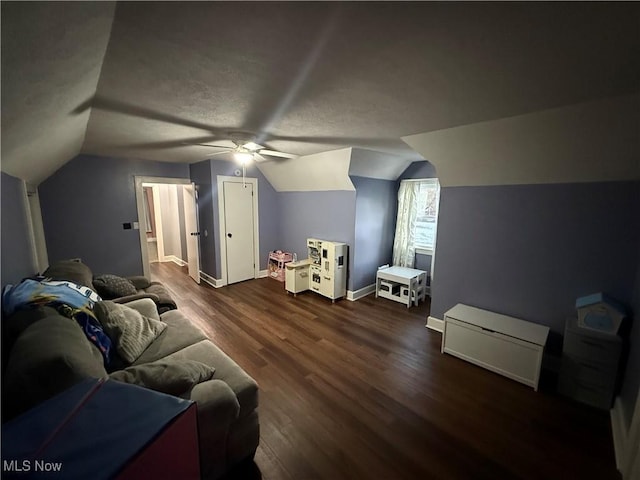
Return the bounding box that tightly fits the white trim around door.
[135,176,192,279]
[217,175,260,287]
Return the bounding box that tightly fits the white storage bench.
[442,304,550,391]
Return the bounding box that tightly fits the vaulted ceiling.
[2,2,639,185]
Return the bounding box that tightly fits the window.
[392,178,440,267]
[413,179,440,252]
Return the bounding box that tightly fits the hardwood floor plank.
[151,262,620,479]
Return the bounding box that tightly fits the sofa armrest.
[126,276,152,290]
[112,292,160,305]
[117,298,161,321]
[189,379,240,424]
[189,379,241,478]
[189,378,240,426]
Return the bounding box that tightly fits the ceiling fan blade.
[253,153,267,162]
[74,95,223,134]
[269,134,399,149]
[185,140,238,149]
[259,149,297,159]
[204,149,233,158]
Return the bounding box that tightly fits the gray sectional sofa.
[2,261,259,479]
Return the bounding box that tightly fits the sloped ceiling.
[1,2,115,184]
[260,148,355,192]
[404,94,640,187]
[1,2,639,185]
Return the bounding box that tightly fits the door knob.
[227,233,232,238]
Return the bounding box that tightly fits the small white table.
[375,266,427,308]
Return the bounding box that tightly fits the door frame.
[135,176,192,279]
[217,175,260,286]
[622,389,640,479]
[182,184,201,284]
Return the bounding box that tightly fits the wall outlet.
[123,223,132,230]
[133,222,139,230]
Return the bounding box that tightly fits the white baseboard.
[347,283,376,301]
[426,316,444,332]
[259,269,268,279]
[166,255,186,267]
[199,271,225,288]
[611,395,628,471]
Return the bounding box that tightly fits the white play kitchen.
[285,238,348,303]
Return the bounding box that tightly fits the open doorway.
[135,176,200,284]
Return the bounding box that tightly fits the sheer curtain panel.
[392,181,419,267]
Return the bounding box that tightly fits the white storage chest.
[442,304,550,391]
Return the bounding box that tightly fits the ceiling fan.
[187,139,298,163]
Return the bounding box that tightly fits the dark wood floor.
[151,262,620,480]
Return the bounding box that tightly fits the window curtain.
[392,181,420,267]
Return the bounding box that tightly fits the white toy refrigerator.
[307,238,348,302]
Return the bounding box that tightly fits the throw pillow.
[93,274,138,299]
[109,359,215,395]
[93,301,166,364]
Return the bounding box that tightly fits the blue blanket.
[2,278,112,365]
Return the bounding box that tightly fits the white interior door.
[223,181,256,284]
[182,184,201,284]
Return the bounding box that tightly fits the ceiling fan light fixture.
[234,151,253,164]
[242,141,262,151]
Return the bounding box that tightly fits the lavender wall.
[189,161,216,277]
[430,181,640,334]
[398,160,438,181]
[210,160,280,278]
[39,155,189,277]
[1,172,35,286]
[351,176,396,291]
[278,191,356,290]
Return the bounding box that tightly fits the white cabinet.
[285,259,311,295]
[442,304,549,391]
[558,316,623,409]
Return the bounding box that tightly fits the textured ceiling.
[2,2,639,185]
[1,2,115,184]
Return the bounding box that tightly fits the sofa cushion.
[94,301,166,364]
[93,274,138,299]
[4,314,108,419]
[2,306,59,364]
[163,340,259,418]
[109,359,215,395]
[43,259,94,290]
[126,275,152,290]
[132,309,208,365]
[145,283,178,311]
